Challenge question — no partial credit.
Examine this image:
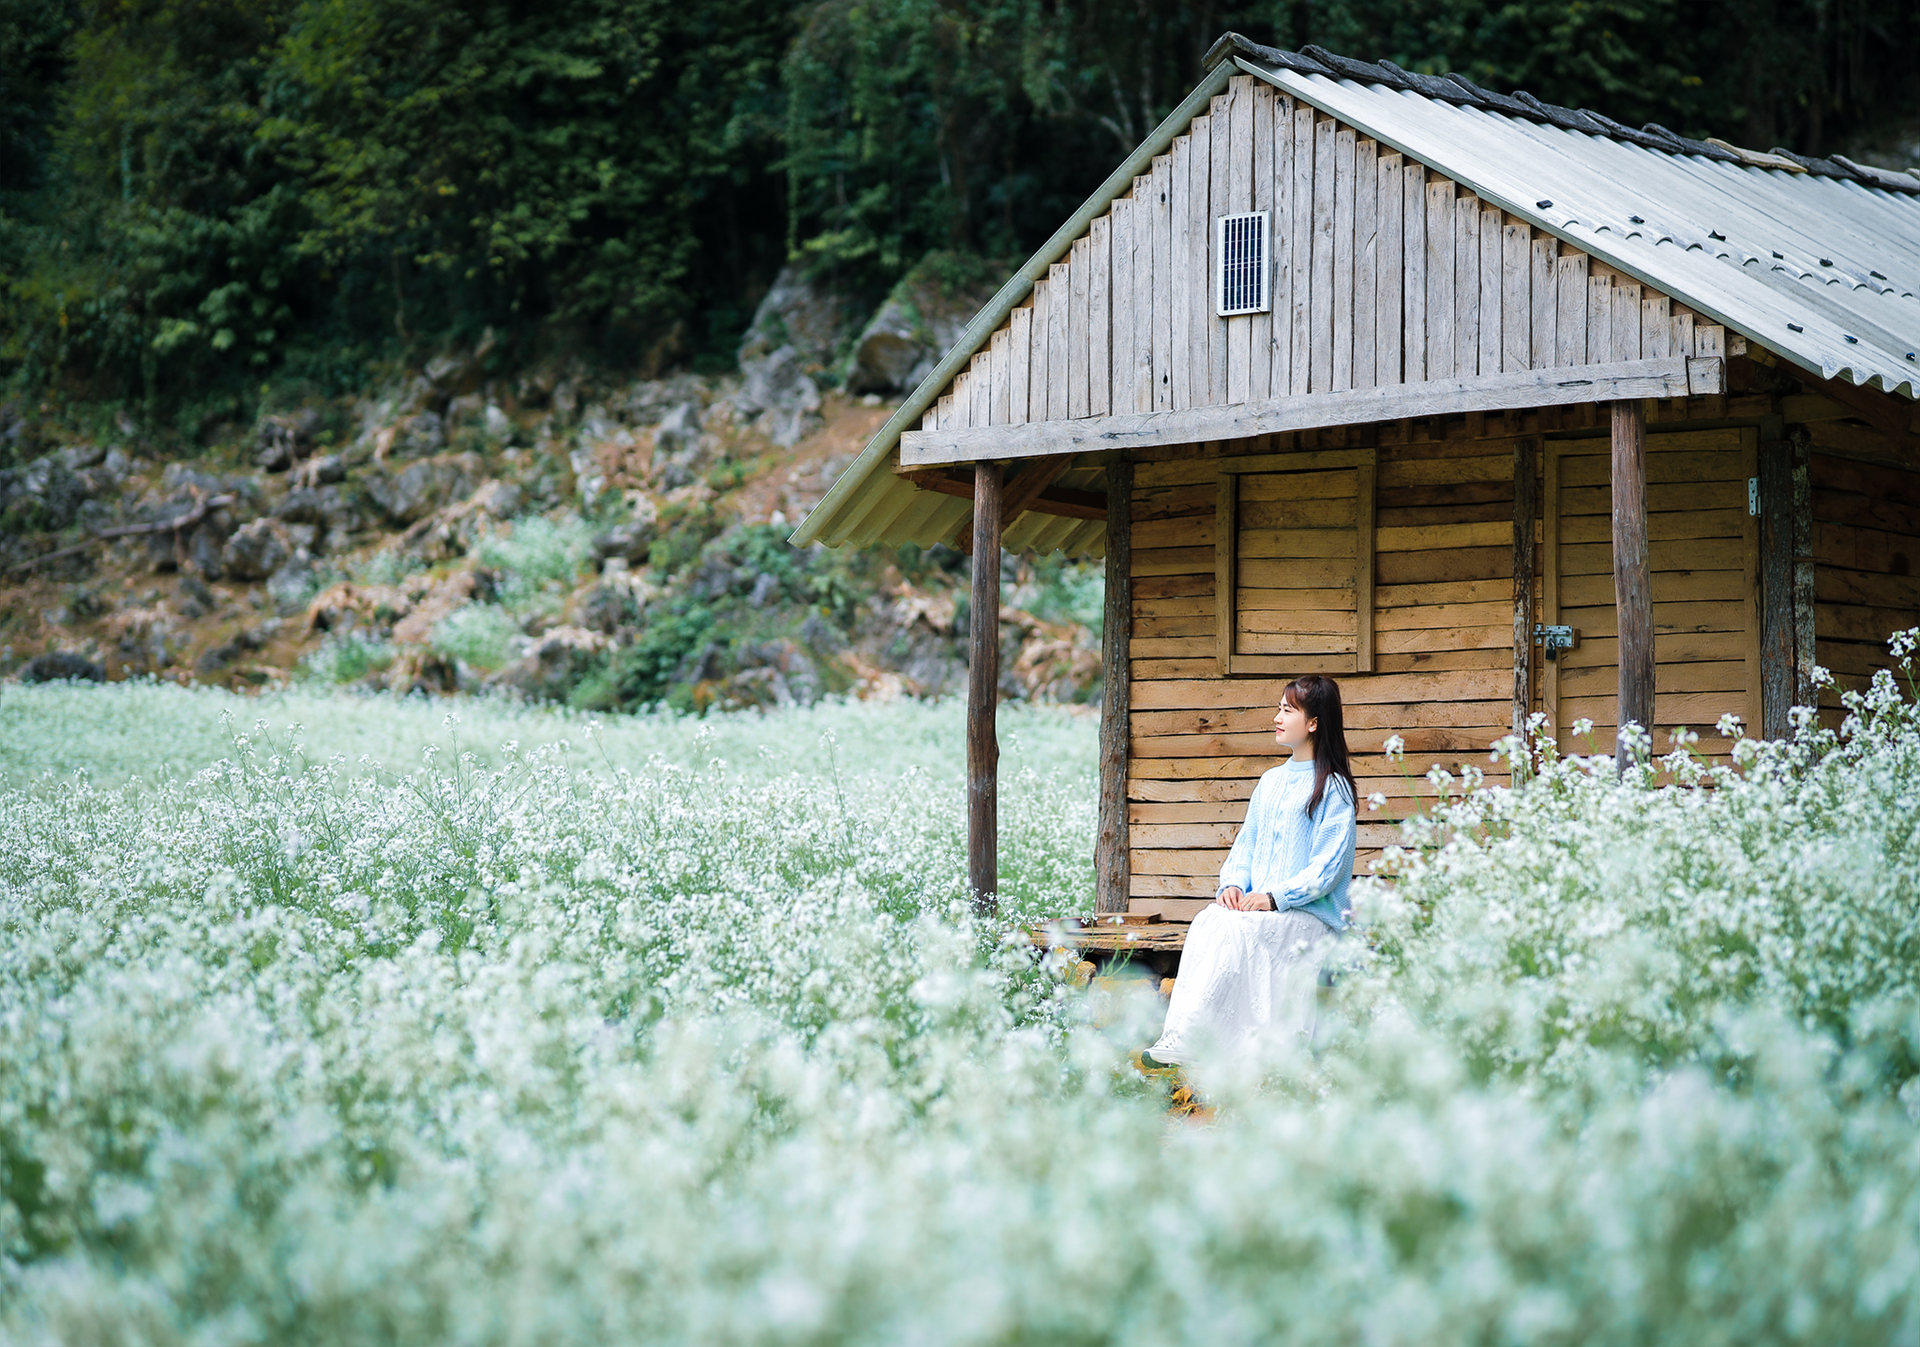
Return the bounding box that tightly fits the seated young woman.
[1142,673,1357,1068]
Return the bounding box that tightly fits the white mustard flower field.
[2,659,1918,1345]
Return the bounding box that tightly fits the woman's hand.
[1216,888,1277,911]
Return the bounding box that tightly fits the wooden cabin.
[793,35,1920,928]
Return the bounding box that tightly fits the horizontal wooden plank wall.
[918,73,1723,461]
[1811,452,1920,718]
[1542,427,1760,759]
[1128,421,1527,917]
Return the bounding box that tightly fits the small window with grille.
[1215,211,1270,317]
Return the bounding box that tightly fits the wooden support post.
[1611,400,1654,769]
[1790,427,1816,710]
[968,461,1003,915]
[1511,436,1538,740]
[1759,435,1795,739]
[1095,456,1132,914]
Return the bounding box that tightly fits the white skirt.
[1149,905,1338,1065]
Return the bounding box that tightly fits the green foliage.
[476,514,597,596]
[430,603,519,671]
[4,0,1917,427]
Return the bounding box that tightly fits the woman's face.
[1273,697,1318,752]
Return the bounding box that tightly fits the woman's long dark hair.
[1283,674,1355,820]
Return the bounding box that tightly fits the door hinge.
[1749,477,1760,516]
[1535,624,1577,660]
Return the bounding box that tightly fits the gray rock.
[390,411,445,459]
[58,443,106,471]
[188,520,230,581]
[267,562,316,614]
[653,401,702,456]
[593,519,655,564]
[364,453,483,524]
[222,518,294,581]
[467,480,522,519]
[276,483,358,534]
[737,262,857,370]
[255,408,321,471]
[21,652,105,683]
[846,260,997,394]
[735,346,822,448]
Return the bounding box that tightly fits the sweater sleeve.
[1216,775,1262,896]
[1269,778,1356,910]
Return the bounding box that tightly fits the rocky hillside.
[0,261,1104,711]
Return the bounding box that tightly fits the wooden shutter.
[1216,447,1376,676]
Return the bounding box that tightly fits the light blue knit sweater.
[1216,757,1356,931]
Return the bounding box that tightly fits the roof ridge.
[1204,31,1920,195]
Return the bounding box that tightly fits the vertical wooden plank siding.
[1353,137,1379,389]
[1642,292,1669,360]
[1499,215,1528,373]
[1212,87,1238,405]
[1269,95,1296,397]
[1169,133,1195,412]
[1248,82,1276,402]
[1402,162,1426,383]
[1088,216,1111,416]
[1376,151,1404,387]
[1131,176,1155,414]
[1331,126,1357,392]
[1611,280,1641,362]
[989,329,1010,426]
[1310,116,1336,393]
[1454,192,1479,376]
[1529,236,1556,370]
[1104,202,1129,419]
[1068,236,1091,420]
[1290,104,1314,396]
[1556,253,1588,365]
[968,357,988,427]
[1214,471,1238,675]
[1047,262,1072,420]
[1029,279,1051,423]
[1586,271,1613,371]
[1225,82,1255,404]
[1425,177,1454,379]
[1151,155,1174,411]
[1195,106,1220,404]
[1007,303,1032,425]
[1479,204,1503,376]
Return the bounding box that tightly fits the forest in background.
[3,0,1919,443]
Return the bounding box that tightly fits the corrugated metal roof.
[1231,40,1920,400]
[795,33,1920,555]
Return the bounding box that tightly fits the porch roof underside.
[793,38,1920,557]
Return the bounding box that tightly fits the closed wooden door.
[1542,427,1761,757]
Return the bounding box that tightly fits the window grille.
[1215,211,1270,316]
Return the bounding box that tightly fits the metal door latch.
[1535,624,1577,660]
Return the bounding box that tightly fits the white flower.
[1383,734,1406,762]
